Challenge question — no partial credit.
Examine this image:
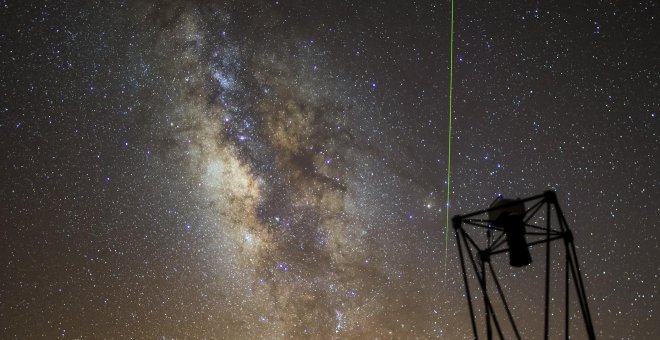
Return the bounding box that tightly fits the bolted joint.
[544,190,557,204]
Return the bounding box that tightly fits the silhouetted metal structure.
[453,190,596,339]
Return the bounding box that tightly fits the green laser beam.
[444,0,455,276]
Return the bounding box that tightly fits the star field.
[1,0,658,338]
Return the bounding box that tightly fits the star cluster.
[1,0,657,338]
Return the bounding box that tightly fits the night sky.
[1,0,658,338]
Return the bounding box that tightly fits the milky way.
[1,0,658,338]
[142,4,409,336]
